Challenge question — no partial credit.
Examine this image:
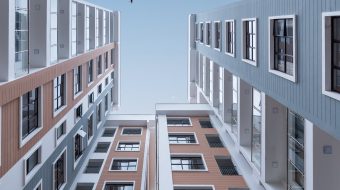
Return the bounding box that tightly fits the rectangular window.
[15,0,29,76]
[50,0,58,63]
[171,155,205,170]
[76,183,94,190]
[174,187,213,190]
[117,142,140,151]
[111,71,114,80]
[242,19,257,65]
[206,134,223,147]
[169,134,196,144]
[54,74,66,112]
[111,49,114,65]
[56,121,66,140]
[95,142,110,153]
[167,118,191,126]
[251,88,261,170]
[199,23,204,43]
[74,65,82,95]
[214,21,221,50]
[88,92,94,106]
[95,9,100,47]
[206,22,211,46]
[103,11,107,44]
[75,104,82,119]
[26,147,41,175]
[105,94,109,113]
[287,111,305,190]
[87,60,93,84]
[84,159,104,173]
[98,84,102,94]
[87,114,94,140]
[111,159,137,171]
[105,77,109,86]
[122,128,142,135]
[74,132,84,161]
[199,120,212,128]
[85,6,90,51]
[102,128,115,137]
[269,16,296,81]
[231,76,238,135]
[332,17,340,93]
[226,20,235,55]
[54,151,66,190]
[97,102,102,124]
[104,183,134,190]
[215,156,238,175]
[219,67,223,112]
[97,55,102,76]
[22,87,40,139]
[71,2,77,56]
[104,52,109,70]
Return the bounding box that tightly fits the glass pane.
[15,11,28,30]
[15,31,28,52]
[333,69,340,92]
[51,45,58,63]
[274,19,285,36]
[16,0,28,9]
[51,29,58,45]
[333,43,340,67]
[252,89,261,170]
[275,55,285,72]
[51,13,58,29]
[286,19,294,37]
[333,17,340,41]
[50,0,58,12]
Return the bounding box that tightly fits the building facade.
[0,0,120,189]
[188,0,340,190]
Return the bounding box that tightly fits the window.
[199,23,204,43]
[195,23,199,41]
[56,121,66,140]
[88,92,94,106]
[322,13,340,100]
[242,19,257,65]
[231,76,238,135]
[22,88,40,140]
[215,156,238,175]
[95,142,111,153]
[74,131,84,161]
[168,134,196,144]
[75,104,83,119]
[85,6,90,51]
[26,147,41,175]
[74,65,82,95]
[117,142,140,151]
[97,55,102,76]
[84,159,104,173]
[102,128,116,137]
[225,20,235,55]
[167,118,191,126]
[105,94,109,113]
[34,181,42,190]
[251,88,261,170]
[98,84,102,94]
[97,102,102,124]
[87,114,94,141]
[174,187,213,190]
[104,52,109,70]
[103,182,134,190]
[122,128,142,135]
[54,150,66,190]
[206,134,223,147]
[111,87,114,104]
[105,77,109,86]
[111,49,114,65]
[87,60,93,84]
[269,16,296,81]
[287,111,305,190]
[214,21,221,50]
[76,183,94,190]
[54,74,66,112]
[95,9,99,47]
[71,2,77,56]
[111,71,114,80]
[206,22,212,46]
[103,11,107,44]
[15,0,29,76]
[171,155,205,171]
[218,67,224,112]
[50,0,58,63]
[111,159,137,171]
[199,120,212,128]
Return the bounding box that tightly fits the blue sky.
[89,0,234,114]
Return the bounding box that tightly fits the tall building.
[188,0,340,190]
[0,0,120,189]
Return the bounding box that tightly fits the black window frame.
[226,20,234,54]
[74,65,82,95]
[122,128,142,135]
[97,102,102,123]
[171,155,205,170]
[199,120,213,128]
[54,151,66,190]
[87,60,93,84]
[117,142,140,151]
[75,104,83,119]
[215,156,239,175]
[332,16,340,93]
[56,121,66,140]
[87,114,94,140]
[168,134,196,144]
[214,21,221,49]
[199,23,204,43]
[26,147,40,175]
[97,55,102,76]
[88,92,94,105]
[111,159,137,171]
[104,183,134,190]
[54,74,66,112]
[206,135,224,148]
[22,87,40,139]
[244,20,256,62]
[206,22,211,46]
[273,18,294,75]
[74,133,83,161]
[104,51,109,70]
[167,118,191,126]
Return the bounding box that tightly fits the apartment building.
[188,0,340,190]
[0,0,120,189]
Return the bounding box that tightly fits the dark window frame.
[54,74,66,112]
[244,20,256,61]
[74,133,83,161]
[22,87,40,139]
[171,155,205,171]
[117,142,140,151]
[26,147,40,175]
[54,151,66,190]
[74,65,82,95]
[214,21,221,49]
[332,16,340,93]
[87,60,93,84]
[111,159,137,171]
[226,20,234,54]
[168,134,196,144]
[97,55,102,76]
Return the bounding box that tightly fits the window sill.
[55,134,66,147]
[322,90,340,101]
[24,163,42,185]
[53,105,67,118]
[87,81,94,88]
[269,69,296,83]
[20,127,43,148]
[242,59,257,67]
[171,169,208,172]
[214,47,221,52]
[225,52,235,58]
[74,91,83,100]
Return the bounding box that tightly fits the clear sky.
[89,0,235,114]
